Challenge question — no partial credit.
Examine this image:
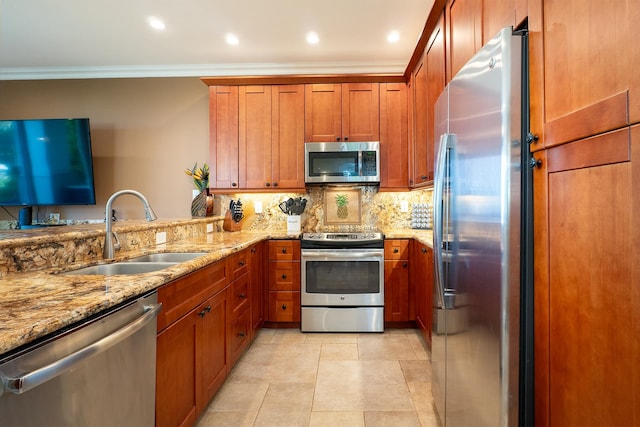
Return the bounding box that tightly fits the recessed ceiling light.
[387,30,400,43]
[147,16,166,31]
[306,32,319,44]
[225,33,239,45]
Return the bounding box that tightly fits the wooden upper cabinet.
[305,83,379,142]
[410,12,445,188]
[539,0,633,146]
[379,83,408,189]
[447,0,482,81]
[209,86,239,189]
[234,84,305,191]
[239,85,272,189]
[271,85,305,189]
[482,0,526,44]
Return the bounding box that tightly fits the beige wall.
[0,78,209,223]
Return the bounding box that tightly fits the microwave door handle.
[433,133,452,310]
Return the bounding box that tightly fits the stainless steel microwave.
[304,141,380,184]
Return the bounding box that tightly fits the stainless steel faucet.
[103,190,158,259]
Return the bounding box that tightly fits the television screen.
[0,118,96,206]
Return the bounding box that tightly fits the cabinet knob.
[336,137,341,141]
[232,182,238,187]
[239,260,245,266]
[251,247,256,253]
[421,247,427,254]
[393,248,399,253]
[205,305,211,312]
[402,262,408,268]
[281,304,287,310]
[281,274,287,279]
[344,137,348,141]
[239,293,246,299]
[265,182,271,187]
[421,175,427,180]
[273,182,278,187]
[238,331,245,337]
[281,248,287,254]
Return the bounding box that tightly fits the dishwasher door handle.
[1,302,162,396]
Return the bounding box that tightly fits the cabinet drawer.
[228,249,250,281]
[228,308,251,367]
[268,291,301,322]
[269,262,300,291]
[384,239,410,260]
[157,260,229,331]
[268,240,300,261]
[230,274,250,314]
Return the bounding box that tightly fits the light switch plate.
[400,200,409,212]
[155,231,167,244]
[255,200,263,214]
[206,223,213,233]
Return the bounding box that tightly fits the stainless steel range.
[301,232,384,332]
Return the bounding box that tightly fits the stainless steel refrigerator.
[432,27,534,426]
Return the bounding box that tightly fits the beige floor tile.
[400,360,432,382]
[253,383,314,427]
[417,408,441,427]
[308,411,365,426]
[407,382,434,413]
[358,335,418,361]
[208,382,269,412]
[269,328,308,344]
[407,331,431,361]
[313,360,414,412]
[320,343,359,361]
[363,411,422,427]
[304,332,359,344]
[197,410,257,427]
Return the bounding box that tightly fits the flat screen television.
[0,118,97,207]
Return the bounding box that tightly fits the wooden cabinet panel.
[379,83,409,189]
[412,52,429,186]
[228,302,251,368]
[239,85,272,189]
[341,83,380,142]
[541,0,630,146]
[268,291,301,322]
[384,239,411,322]
[305,84,342,142]
[249,243,264,340]
[447,0,482,80]
[305,83,379,142]
[630,1,640,124]
[156,310,198,427]
[412,241,433,346]
[268,240,300,261]
[200,289,228,409]
[482,0,517,44]
[271,85,305,189]
[384,239,410,260]
[543,127,639,426]
[209,86,239,189]
[269,262,300,291]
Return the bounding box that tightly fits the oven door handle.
[301,250,383,259]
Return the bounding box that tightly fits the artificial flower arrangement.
[184,163,209,192]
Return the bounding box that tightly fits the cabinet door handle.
[238,331,245,337]
[344,137,348,141]
[239,293,246,299]
[232,182,238,187]
[421,247,427,254]
[421,175,427,180]
[281,274,287,279]
[336,137,341,141]
[393,248,399,253]
[265,182,271,187]
[251,248,256,253]
[281,248,287,254]
[239,260,245,266]
[198,310,206,317]
[273,182,278,187]
[281,304,287,310]
[402,262,408,268]
[205,305,211,313]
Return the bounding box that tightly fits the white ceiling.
[0,0,433,80]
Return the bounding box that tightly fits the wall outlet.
[206,223,213,233]
[49,213,60,223]
[400,200,409,212]
[155,231,167,245]
[254,200,263,214]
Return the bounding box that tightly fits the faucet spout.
[103,190,158,260]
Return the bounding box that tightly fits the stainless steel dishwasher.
[0,291,161,427]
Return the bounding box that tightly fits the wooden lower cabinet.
[535,126,640,426]
[384,239,411,322]
[266,240,301,323]
[412,241,433,346]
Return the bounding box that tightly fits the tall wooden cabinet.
[304,83,380,142]
[379,82,409,189]
[270,85,305,189]
[209,86,239,189]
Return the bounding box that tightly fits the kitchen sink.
[63,262,177,276]
[126,252,208,263]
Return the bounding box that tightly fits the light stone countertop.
[0,228,432,358]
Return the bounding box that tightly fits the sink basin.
[63,262,177,276]
[126,252,208,263]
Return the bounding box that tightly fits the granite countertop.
[0,231,280,357]
[0,227,432,358]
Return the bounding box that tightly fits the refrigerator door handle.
[434,133,452,310]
